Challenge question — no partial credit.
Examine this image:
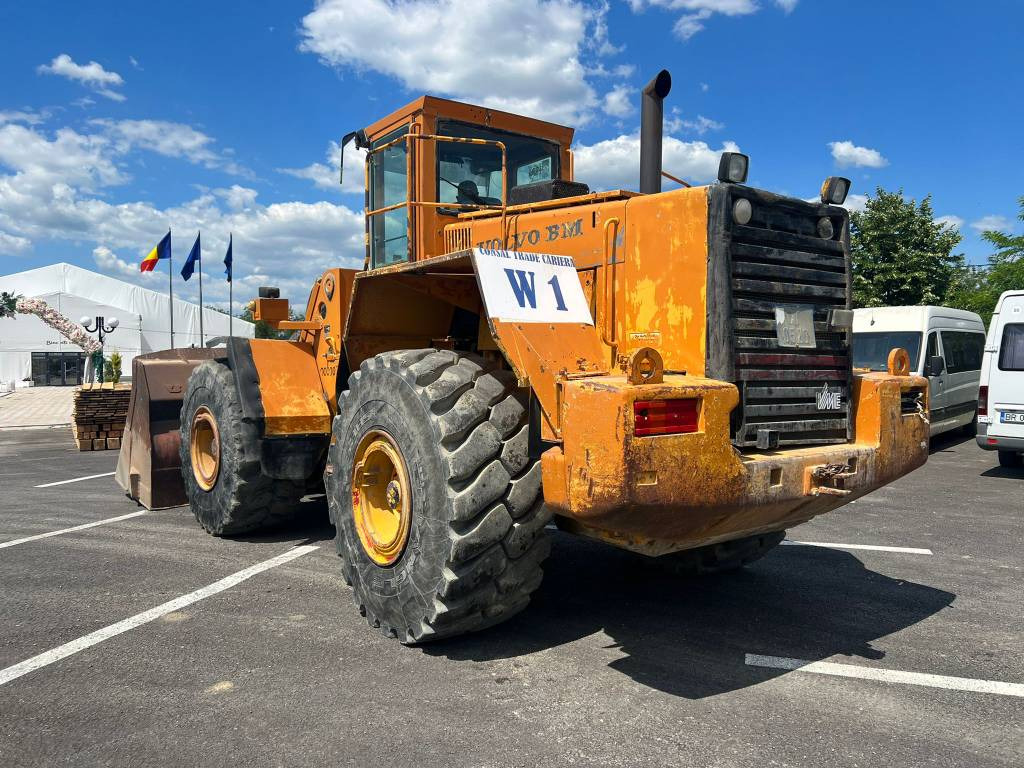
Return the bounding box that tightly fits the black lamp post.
[80,315,119,344]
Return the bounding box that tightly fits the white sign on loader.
[473,248,593,326]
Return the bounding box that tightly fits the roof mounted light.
[821,176,851,205]
[717,152,749,184]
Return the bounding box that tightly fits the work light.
[820,176,851,205]
[717,152,749,184]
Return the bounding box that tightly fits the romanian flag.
[140,231,171,272]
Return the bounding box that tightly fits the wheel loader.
[116,70,930,643]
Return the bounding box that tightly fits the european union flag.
[224,234,233,283]
[181,232,201,281]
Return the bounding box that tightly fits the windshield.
[852,331,924,372]
[436,120,559,207]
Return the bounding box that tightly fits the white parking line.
[34,471,115,488]
[745,654,1024,698]
[0,545,318,687]
[0,511,147,550]
[782,540,933,555]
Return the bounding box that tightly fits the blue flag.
[224,234,233,283]
[180,232,201,281]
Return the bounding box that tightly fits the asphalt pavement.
[0,426,1021,767]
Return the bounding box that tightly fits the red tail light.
[634,399,699,436]
[978,385,988,417]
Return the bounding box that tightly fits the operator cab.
[341,97,578,269]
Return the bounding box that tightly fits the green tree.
[947,196,1024,325]
[850,188,965,307]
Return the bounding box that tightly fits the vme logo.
[816,382,843,411]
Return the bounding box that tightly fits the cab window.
[940,331,985,373]
[999,323,1024,371]
[436,120,559,208]
[924,331,938,371]
[369,125,410,268]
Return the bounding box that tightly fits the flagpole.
[228,233,233,339]
[168,228,174,349]
[197,231,204,346]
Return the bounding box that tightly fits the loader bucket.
[115,349,226,509]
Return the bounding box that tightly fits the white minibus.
[853,306,986,437]
[977,290,1024,467]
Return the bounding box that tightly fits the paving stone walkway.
[0,387,75,428]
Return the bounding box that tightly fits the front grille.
[717,188,852,448]
[444,224,472,254]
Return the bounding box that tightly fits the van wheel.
[998,450,1022,468]
[325,349,551,643]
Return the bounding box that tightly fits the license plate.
[1001,411,1024,424]
[775,305,817,349]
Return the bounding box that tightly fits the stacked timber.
[72,383,132,451]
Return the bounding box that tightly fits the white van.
[853,306,986,437]
[976,290,1024,467]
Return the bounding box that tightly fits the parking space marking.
[745,654,1024,698]
[0,511,148,549]
[782,540,933,555]
[34,471,115,488]
[0,545,319,687]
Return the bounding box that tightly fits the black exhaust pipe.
[639,69,672,194]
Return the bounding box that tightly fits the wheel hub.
[351,431,411,566]
[190,406,221,491]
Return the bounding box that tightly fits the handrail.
[364,134,509,263]
[602,217,621,350]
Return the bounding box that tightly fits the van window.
[940,331,985,373]
[852,331,922,372]
[999,323,1024,371]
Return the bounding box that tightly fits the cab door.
[924,330,948,435]
[939,329,984,427]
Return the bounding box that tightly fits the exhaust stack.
[639,69,672,194]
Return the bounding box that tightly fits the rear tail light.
[978,385,988,417]
[634,399,699,437]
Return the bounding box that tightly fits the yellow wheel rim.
[351,430,412,566]
[190,406,221,492]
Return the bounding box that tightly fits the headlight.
[732,198,752,225]
[817,217,834,239]
[820,176,851,205]
[717,152,749,184]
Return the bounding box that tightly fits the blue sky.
[1,0,1020,308]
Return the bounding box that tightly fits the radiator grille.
[444,224,472,254]
[727,195,852,447]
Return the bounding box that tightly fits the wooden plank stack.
[73,383,132,451]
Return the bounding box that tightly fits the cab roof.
[362,95,575,148]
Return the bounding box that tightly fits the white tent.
[0,263,254,387]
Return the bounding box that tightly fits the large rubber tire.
[180,361,306,535]
[325,349,552,643]
[654,530,786,576]
[998,450,1022,468]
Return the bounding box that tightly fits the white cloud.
[841,193,868,213]
[602,85,633,118]
[37,54,126,101]
[700,82,710,92]
[0,109,47,126]
[936,214,964,231]
[93,245,146,277]
[278,140,367,195]
[629,0,795,40]
[0,230,31,255]
[89,119,248,175]
[828,140,888,169]
[666,110,723,135]
[300,0,615,125]
[0,120,364,305]
[573,133,740,191]
[970,215,1012,233]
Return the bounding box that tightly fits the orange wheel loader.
[117,70,930,643]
